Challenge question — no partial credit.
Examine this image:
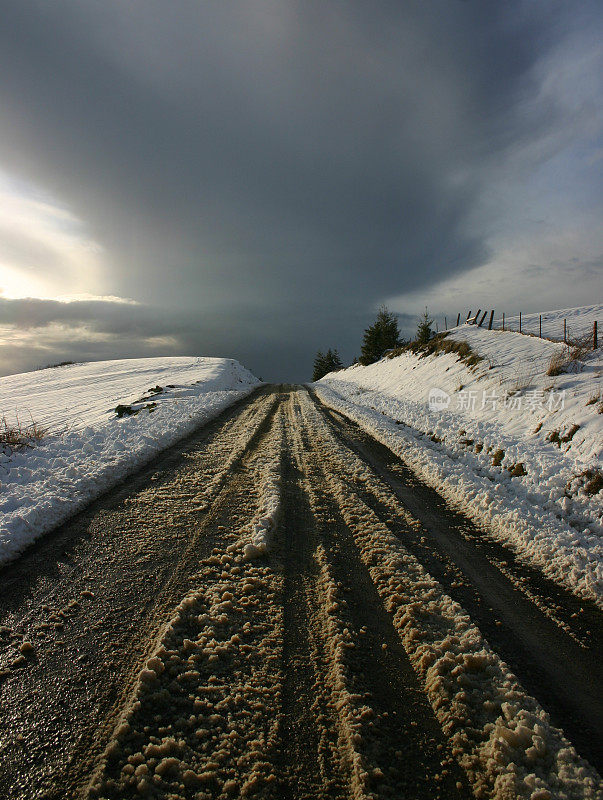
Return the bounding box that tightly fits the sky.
[0,0,601,381]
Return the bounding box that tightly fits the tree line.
[312,306,433,381]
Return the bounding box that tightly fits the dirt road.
[0,386,601,799]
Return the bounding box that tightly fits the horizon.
[1,300,600,382]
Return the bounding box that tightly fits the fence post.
[539,315,542,338]
[478,310,487,327]
[456,312,461,326]
[488,309,494,330]
[502,312,505,331]
[595,320,598,350]
[474,309,482,325]
[466,310,472,322]
[563,319,566,343]
[444,316,447,330]
[519,312,522,333]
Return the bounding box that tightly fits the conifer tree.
[313,350,326,381]
[312,348,344,380]
[360,306,402,365]
[416,307,434,346]
[328,348,343,371]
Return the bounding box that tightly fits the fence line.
[437,310,600,349]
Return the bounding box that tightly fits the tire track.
[282,392,471,800]
[277,443,347,799]
[292,387,601,799]
[1,385,601,800]
[307,386,603,771]
[0,388,283,800]
[89,404,288,800]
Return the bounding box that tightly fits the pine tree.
[416,307,434,346]
[313,350,327,381]
[327,348,343,371]
[312,348,344,381]
[360,306,402,365]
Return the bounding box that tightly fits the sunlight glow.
[0,169,106,300]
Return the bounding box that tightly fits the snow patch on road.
[241,415,284,562]
[90,550,283,799]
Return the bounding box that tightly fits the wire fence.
[435,309,599,349]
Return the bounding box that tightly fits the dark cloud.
[0,0,601,379]
[0,296,187,336]
[0,295,291,379]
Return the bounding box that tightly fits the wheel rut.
[281,392,471,799]
[0,385,601,800]
[277,442,346,800]
[307,387,603,770]
[0,388,283,800]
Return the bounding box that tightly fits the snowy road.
[0,386,601,799]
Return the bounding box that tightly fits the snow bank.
[316,305,603,604]
[0,357,260,566]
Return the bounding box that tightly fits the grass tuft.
[546,350,569,377]
[0,416,47,453]
[508,462,527,477]
[387,333,484,368]
[568,469,603,497]
[491,449,505,466]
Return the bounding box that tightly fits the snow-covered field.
[0,357,260,566]
[0,356,258,431]
[316,305,603,605]
[491,304,601,342]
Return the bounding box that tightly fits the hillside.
[316,305,603,603]
[0,356,258,431]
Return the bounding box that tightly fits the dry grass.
[546,349,569,377]
[568,469,603,497]
[568,332,594,361]
[561,424,580,443]
[0,416,47,453]
[504,368,536,396]
[547,424,580,447]
[586,390,603,413]
[547,335,596,379]
[491,449,505,466]
[388,333,484,368]
[507,462,527,477]
[584,471,603,495]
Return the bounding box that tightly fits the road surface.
[0,385,600,799]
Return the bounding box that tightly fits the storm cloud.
[0,1,601,379]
